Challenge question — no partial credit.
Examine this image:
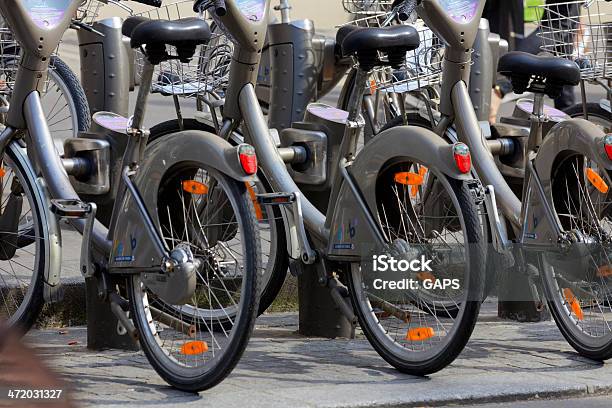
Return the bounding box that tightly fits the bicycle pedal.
[257,192,296,206]
[50,199,93,219]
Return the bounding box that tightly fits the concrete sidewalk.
[23,302,612,408]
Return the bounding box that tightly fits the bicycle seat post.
[130,60,155,133]
[527,92,546,164]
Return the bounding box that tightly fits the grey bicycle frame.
[217,0,474,262]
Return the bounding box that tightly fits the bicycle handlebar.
[193,0,226,16]
[131,0,163,7]
[396,0,417,22]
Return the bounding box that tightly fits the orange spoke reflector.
[369,79,377,94]
[406,327,435,341]
[563,288,584,321]
[245,183,264,221]
[395,172,424,187]
[410,167,429,197]
[417,272,435,283]
[586,168,609,194]
[180,341,208,355]
[0,168,5,178]
[598,265,612,278]
[182,180,208,195]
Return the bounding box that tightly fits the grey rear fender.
[109,130,255,271]
[327,125,474,260]
[525,118,611,244]
[148,130,256,183]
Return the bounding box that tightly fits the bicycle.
[181,0,489,375]
[0,0,261,391]
[412,0,612,360]
[331,0,612,361]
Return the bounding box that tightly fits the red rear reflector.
[453,143,471,174]
[605,135,612,160]
[406,327,435,341]
[0,168,5,178]
[238,144,257,175]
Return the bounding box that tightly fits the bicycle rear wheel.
[0,143,51,333]
[541,152,612,360]
[348,160,485,375]
[149,119,289,315]
[128,155,260,391]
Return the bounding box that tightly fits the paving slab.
[18,304,612,408]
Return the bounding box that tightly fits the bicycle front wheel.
[348,160,485,375]
[128,159,260,392]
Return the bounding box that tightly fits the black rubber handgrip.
[214,0,227,16]
[397,0,417,22]
[133,0,162,7]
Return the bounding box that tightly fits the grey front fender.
[327,125,473,260]
[109,130,255,272]
[525,118,610,245]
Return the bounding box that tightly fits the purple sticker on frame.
[438,0,479,23]
[235,0,266,22]
[23,0,72,29]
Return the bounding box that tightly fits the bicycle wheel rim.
[0,145,46,329]
[351,162,482,363]
[543,152,612,351]
[131,164,258,380]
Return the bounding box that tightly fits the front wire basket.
[537,0,612,80]
[76,0,108,25]
[134,0,233,98]
[342,0,395,15]
[340,14,444,94]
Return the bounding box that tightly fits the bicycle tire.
[348,170,485,375]
[128,145,260,391]
[564,102,612,133]
[149,119,289,316]
[48,56,91,133]
[540,151,612,361]
[0,143,50,333]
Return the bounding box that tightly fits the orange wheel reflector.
[417,272,435,283]
[563,288,584,321]
[245,183,264,221]
[395,172,424,187]
[182,180,208,195]
[410,167,429,197]
[598,265,612,278]
[406,327,435,341]
[180,341,208,355]
[0,168,5,178]
[586,168,609,194]
[369,79,377,94]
